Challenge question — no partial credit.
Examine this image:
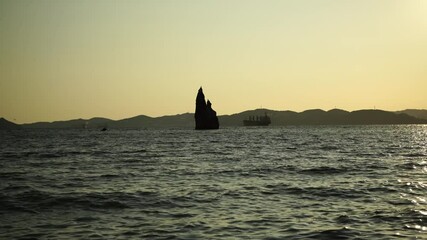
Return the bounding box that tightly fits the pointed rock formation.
[195,87,219,130]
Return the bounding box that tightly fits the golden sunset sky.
[1,0,426,123]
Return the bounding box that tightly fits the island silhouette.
[1,109,427,130]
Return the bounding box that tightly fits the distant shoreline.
[1,109,427,130]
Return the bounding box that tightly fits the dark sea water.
[1,126,427,239]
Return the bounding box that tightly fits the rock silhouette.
[195,87,219,130]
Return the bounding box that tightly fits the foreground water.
[1,126,426,239]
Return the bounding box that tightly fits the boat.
[243,113,271,126]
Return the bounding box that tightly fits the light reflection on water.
[0,125,426,239]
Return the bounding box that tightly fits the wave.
[0,189,146,213]
[319,145,340,151]
[296,227,361,240]
[0,187,225,214]
[398,161,427,170]
[0,148,148,161]
[402,153,426,158]
[262,183,368,200]
[299,166,350,174]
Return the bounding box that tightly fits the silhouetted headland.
[194,87,219,130]
[0,118,21,130]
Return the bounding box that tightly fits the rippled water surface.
[1,126,427,239]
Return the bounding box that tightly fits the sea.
[1,125,426,239]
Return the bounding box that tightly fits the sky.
[0,0,426,123]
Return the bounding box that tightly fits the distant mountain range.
[221,109,427,126]
[1,109,426,130]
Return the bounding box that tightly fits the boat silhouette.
[243,113,271,126]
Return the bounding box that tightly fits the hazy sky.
[1,0,426,123]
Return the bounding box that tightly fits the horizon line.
[3,107,426,125]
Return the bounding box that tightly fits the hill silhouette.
[396,109,427,120]
[0,118,21,130]
[220,109,427,126]
[22,117,113,129]
[19,114,195,129]
[109,113,194,129]
[3,108,426,129]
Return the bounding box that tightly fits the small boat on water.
[243,113,271,126]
